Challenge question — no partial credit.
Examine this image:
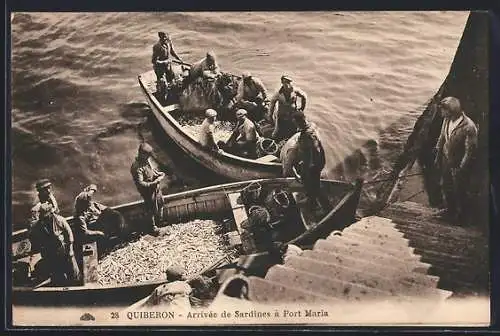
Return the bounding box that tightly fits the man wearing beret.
[434,96,478,224]
[73,184,126,244]
[130,143,166,236]
[152,31,183,86]
[199,109,221,152]
[29,202,80,285]
[29,178,60,228]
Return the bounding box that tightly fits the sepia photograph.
[9,10,490,327]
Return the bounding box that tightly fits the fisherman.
[29,178,60,228]
[291,111,330,212]
[218,109,259,159]
[231,72,269,122]
[434,96,478,225]
[29,202,80,285]
[199,109,221,152]
[143,266,215,309]
[130,143,166,236]
[152,31,184,86]
[73,184,126,243]
[269,74,307,141]
[183,51,221,88]
[240,206,275,253]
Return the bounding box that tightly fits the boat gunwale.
[12,177,355,240]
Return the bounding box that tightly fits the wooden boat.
[138,66,288,181]
[12,177,362,307]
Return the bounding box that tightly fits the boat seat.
[255,154,279,163]
[226,192,248,235]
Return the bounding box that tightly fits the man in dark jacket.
[29,178,60,228]
[152,31,183,85]
[29,202,80,285]
[434,96,478,224]
[73,183,126,243]
[130,143,166,236]
[292,111,330,212]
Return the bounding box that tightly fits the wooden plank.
[232,206,248,234]
[256,154,279,163]
[227,192,243,208]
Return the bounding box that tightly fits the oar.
[33,277,51,289]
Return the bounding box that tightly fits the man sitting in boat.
[230,72,269,122]
[240,206,275,254]
[28,178,60,228]
[29,202,80,286]
[218,109,259,159]
[269,74,307,141]
[73,184,126,243]
[152,31,184,89]
[199,109,221,152]
[130,143,166,237]
[292,111,330,212]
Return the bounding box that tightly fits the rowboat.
[12,177,362,307]
[137,65,288,181]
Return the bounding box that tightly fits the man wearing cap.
[292,111,329,212]
[73,184,126,244]
[130,143,166,236]
[188,51,221,83]
[29,202,80,285]
[231,72,269,122]
[29,179,60,228]
[152,31,183,85]
[434,96,478,224]
[199,109,221,152]
[220,109,259,159]
[269,74,307,141]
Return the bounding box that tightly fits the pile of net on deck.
[178,73,239,112]
[96,219,235,286]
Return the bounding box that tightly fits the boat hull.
[12,177,362,307]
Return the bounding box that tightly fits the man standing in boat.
[152,31,184,87]
[219,109,259,159]
[199,109,221,152]
[28,178,60,228]
[434,96,478,225]
[130,143,166,236]
[291,111,329,212]
[231,72,269,122]
[29,202,80,285]
[269,74,307,141]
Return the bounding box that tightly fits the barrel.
[163,196,231,224]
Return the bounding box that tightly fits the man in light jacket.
[434,96,478,224]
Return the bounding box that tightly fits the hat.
[206,50,216,59]
[39,202,54,218]
[205,109,217,118]
[236,109,247,117]
[35,179,52,191]
[439,96,461,113]
[281,74,293,83]
[158,31,167,39]
[84,184,97,192]
[165,266,186,281]
[242,71,252,79]
[138,142,154,155]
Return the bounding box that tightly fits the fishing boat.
[12,177,362,307]
[138,63,293,181]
